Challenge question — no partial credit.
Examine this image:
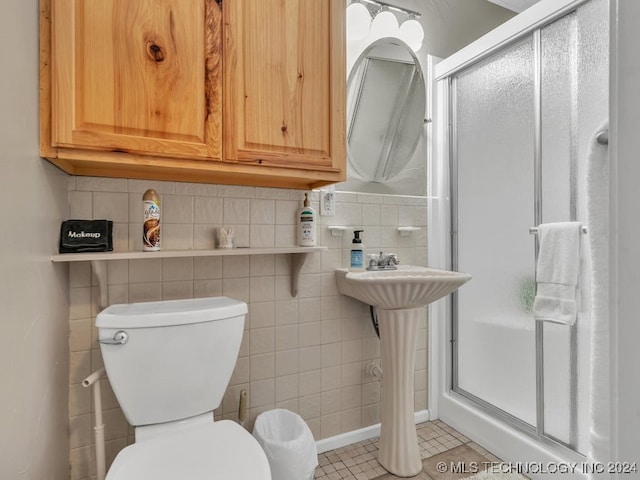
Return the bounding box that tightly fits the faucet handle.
[387,253,399,266]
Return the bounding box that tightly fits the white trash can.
[253,409,318,480]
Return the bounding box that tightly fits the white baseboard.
[315,409,431,454]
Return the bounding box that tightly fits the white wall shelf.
[397,226,422,236]
[52,246,327,309]
[327,225,352,237]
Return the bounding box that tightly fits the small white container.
[216,226,234,248]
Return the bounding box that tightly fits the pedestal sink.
[335,265,471,477]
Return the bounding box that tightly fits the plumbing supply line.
[370,306,380,338]
[237,389,247,427]
[83,368,107,480]
[82,367,106,388]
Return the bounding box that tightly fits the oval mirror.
[346,37,426,184]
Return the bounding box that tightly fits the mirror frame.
[345,37,427,189]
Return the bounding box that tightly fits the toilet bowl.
[96,297,270,480]
[107,418,269,479]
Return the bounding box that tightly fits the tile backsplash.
[67,177,428,480]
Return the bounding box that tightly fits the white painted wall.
[488,0,540,13]
[0,1,70,479]
[394,0,516,58]
[609,1,640,474]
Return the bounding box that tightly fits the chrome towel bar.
[529,226,588,235]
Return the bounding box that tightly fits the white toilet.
[96,296,271,480]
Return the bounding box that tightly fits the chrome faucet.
[367,251,399,270]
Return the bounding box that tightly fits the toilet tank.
[96,297,247,427]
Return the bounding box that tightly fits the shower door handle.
[98,330,128,346]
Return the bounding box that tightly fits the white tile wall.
[67,177,428,480]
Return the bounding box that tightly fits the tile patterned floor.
[314,420,502,480]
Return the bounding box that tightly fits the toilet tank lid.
[96,297,247,329]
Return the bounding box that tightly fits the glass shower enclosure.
[446,0,607,455]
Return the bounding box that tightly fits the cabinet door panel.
[224,0,345,171]
[52,0,221,159]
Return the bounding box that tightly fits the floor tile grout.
[314,420,502,480]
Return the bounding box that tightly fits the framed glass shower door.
[452,35,537,427]
[449,0,607,455]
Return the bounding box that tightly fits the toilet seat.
[106,420,271,480]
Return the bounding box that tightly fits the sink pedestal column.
[377,307,422,477]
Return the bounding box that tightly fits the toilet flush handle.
[98,330,128,346]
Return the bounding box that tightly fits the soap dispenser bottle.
[350,230,366,272]
[298,193,317,247]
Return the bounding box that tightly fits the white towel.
[533,222,582,325]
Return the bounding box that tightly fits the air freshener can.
[143,189,161,251]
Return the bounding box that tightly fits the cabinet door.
[223,0,346,173]
[52,0,222,160]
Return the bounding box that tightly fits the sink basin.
[335,264,471,476]
[335,265,472,310]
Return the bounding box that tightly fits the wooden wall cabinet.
[40,0,346,190]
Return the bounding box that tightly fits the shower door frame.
[431,0,592,465]
[448,29,579,452]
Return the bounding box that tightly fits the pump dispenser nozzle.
[353,230,364,243]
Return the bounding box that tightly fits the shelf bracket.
[290,253,308,297]
[90,260,108,312]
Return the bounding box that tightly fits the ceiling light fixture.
[359,0,422,19]
[346,2,373,41]
[348,0,425,53]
